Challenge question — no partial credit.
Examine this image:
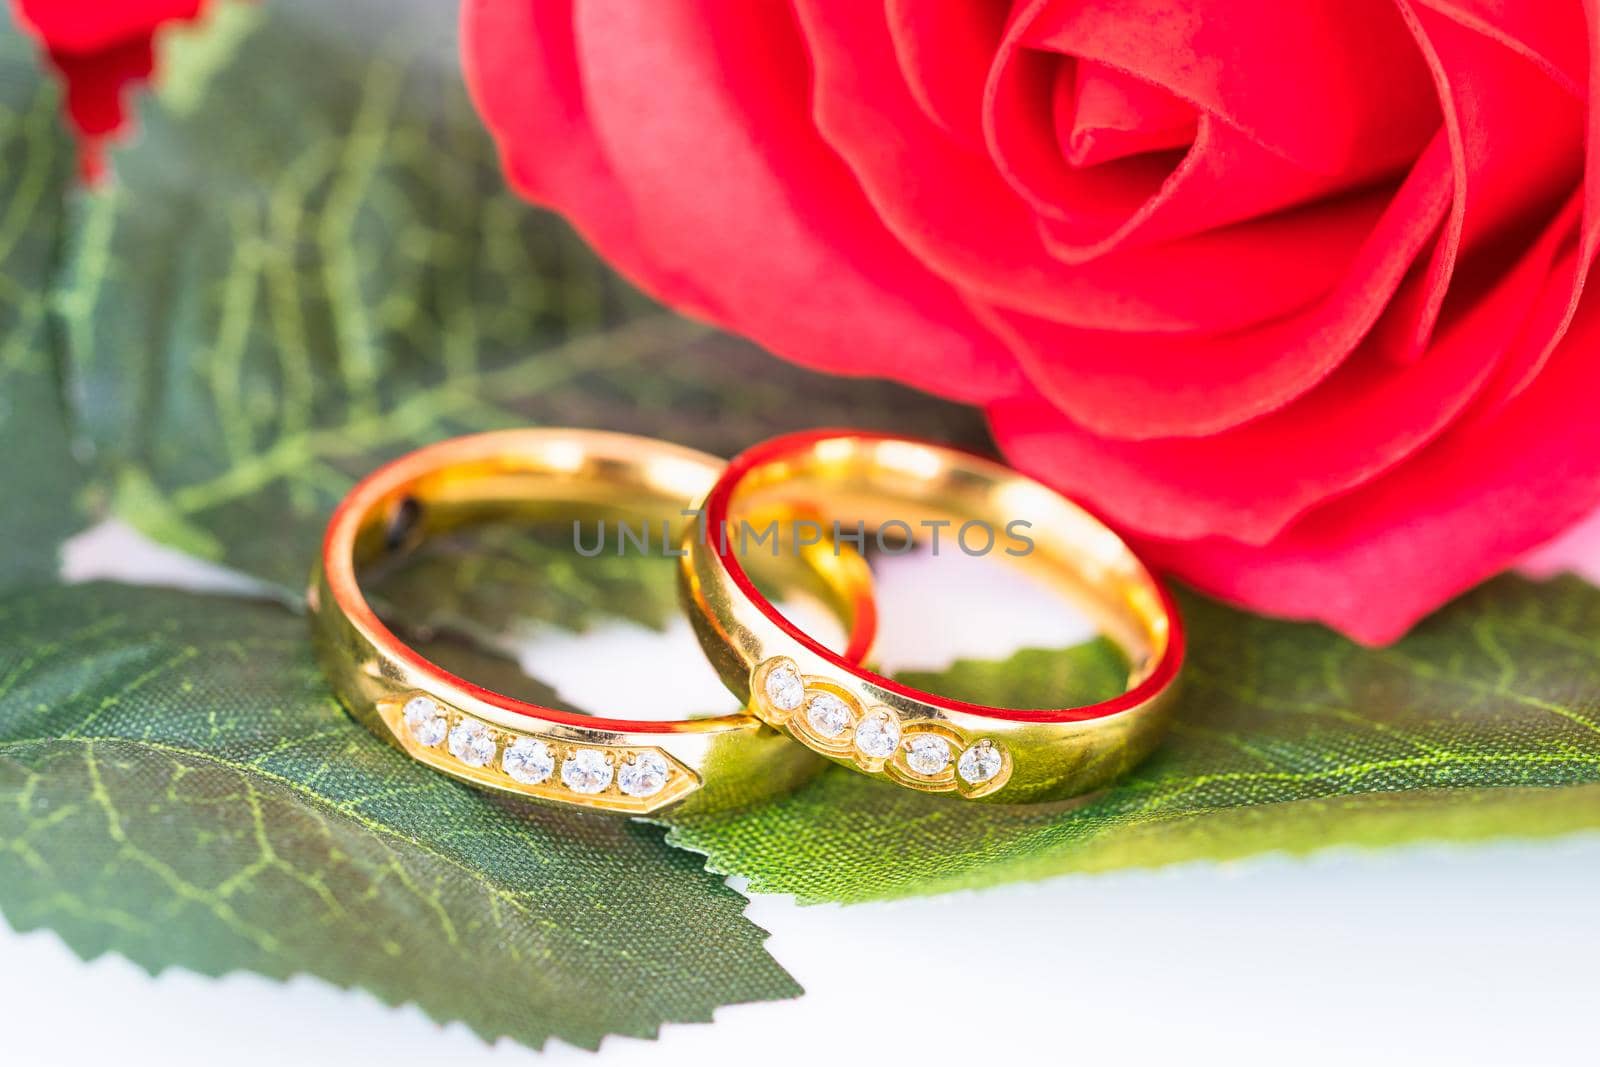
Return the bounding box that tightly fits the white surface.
[5,839,1598,1067]
[8,520,1594,1066]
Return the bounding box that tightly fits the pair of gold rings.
[309,429,1183,815]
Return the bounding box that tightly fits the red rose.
[463,1,1600,643]
[11,0,208,177]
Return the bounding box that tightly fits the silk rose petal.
[990,193,1580,544]
[1520,504,1600,585]
[1141,296,1600,644]
[11,0,207,178]
[465,0,1018,402]
[465,0,1600,642]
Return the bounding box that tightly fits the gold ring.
[309,429,874,815]
[681,430,1183,803]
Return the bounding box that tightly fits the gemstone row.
[760,660,1008,793]
[400,696,671,799]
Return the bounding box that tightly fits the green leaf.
[660,578,1600,904]
[0,582,799,1048]
[0,27,84,591]
[56,0,989,623]
[361,523,685,640]
[894,636,1129,708]
[33,0,1599,934]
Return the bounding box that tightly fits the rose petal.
[1140,295,1600,645]
[990,192,1576,543]
[1059,61,1196,168]
[1419,0,1587,96]
[1021,0,1438,175]
[570,0,1018,401]
[1449,0,1600,405]
[462,0,698,310]
[1519,504,1600,583]
[1000,0,1439,260]
[883,0,1006,151]
[12,0,206,178]
[796,0,1383,333]
[11,0,201,53]
[1386,1,1584,360]
[981,134,1453,439]
[986,35,1375,263]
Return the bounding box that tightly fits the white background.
[3,522,1595,1066]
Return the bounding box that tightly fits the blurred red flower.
[11,0,207,177]
[464,1,1600,643]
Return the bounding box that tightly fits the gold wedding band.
[309,429,873,815]
[681,430,1183,803]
